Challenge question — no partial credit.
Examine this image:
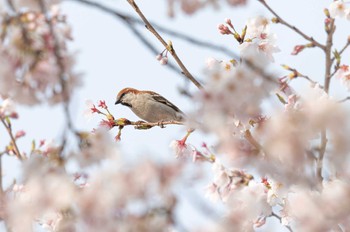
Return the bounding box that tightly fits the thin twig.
[0,118,23,160]
[126,18,184,75]
[331,40,350,64]
[298,74,318,86]
[324,19,336,93]
[337,96,350,103]
[258,0,325,50]
[271,212,293,232]
[126,0,203,89]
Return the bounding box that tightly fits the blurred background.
[1,0,350,230]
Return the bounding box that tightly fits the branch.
[115,118,183,129]
[0,118,23,160]
[316,16,335,183]
[258,0,325,50]
[324,19,336,93]
[331,39,350,64]
[337,96,350,103]
[68,0,277,86]
[67,0,238,59]
[271,212,293,232]
[125,0,203,89]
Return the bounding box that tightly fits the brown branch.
[324,19,336,93]
[316,16,335,183]
[125,0,203,89]
[115,119,183,129]
[258,0,325,50]
[0,118,23,160]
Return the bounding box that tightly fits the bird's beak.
[115,99,120,105]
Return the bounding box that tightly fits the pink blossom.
[156,54,163,61]
[226,0,247,6]
[180,0,202,15]
[0,98,17,117]
[160,56,168,65]
[98,100,107,109]
[291,45,305,55]
[15,130,26,139]
[217,24,231,35]
[334,65,350,90]
[169,139,191,158]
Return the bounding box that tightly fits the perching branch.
[258,0,325,50]
[115,118,183,129]
[125,0,203,89]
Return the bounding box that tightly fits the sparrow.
[115,88,184,123]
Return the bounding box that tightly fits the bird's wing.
[150,93,183,114]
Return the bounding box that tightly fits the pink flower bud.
[156,54,162,61]
[291,45,305,55]
[160,57,168,65]
[98,100,107,109]
[15,130,26,139]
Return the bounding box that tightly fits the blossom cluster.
[0,4,80,105]
[329,0,350,20]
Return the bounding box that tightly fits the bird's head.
[115,87,139,107]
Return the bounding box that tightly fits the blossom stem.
[258,0,325,50]
[125,0,203,90]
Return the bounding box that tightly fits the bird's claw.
[157,121,166,128]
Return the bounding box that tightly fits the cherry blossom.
[329,0,348,19]
[334,65,350,90]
